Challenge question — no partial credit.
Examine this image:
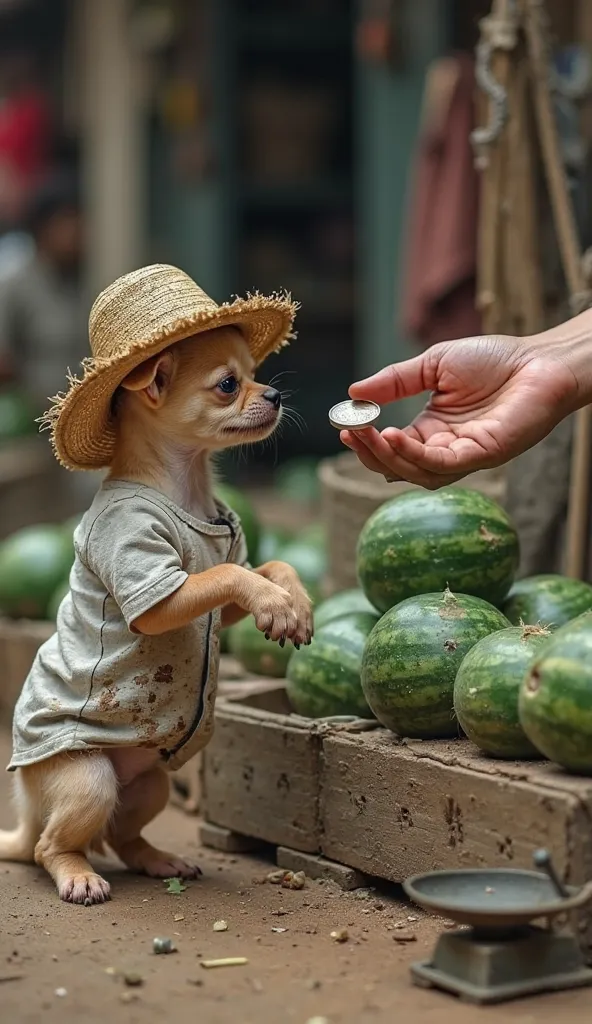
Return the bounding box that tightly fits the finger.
[351,428,461,489]
[341,429,394,477]
[348,353,431,405]
[381,426,489,476]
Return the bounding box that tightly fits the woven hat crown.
[89,264,216,360]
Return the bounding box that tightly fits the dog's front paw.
[252,580,298,644]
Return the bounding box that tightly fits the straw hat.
[42,264,298,471]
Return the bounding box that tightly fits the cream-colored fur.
[0,327,313,904]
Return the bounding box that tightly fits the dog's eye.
[217,375,239,395]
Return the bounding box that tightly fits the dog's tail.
[0,823,37,863]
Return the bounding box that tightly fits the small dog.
[0,266,312,904]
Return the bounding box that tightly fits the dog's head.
[116,326,282,451]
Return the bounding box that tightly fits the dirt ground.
[1,731,592,1024]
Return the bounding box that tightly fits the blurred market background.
[1,0,592,603]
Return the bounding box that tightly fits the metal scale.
[403,849,592,1005]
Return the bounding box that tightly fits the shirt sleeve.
[84,497,189,628]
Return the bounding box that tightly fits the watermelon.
[286,611,377,718]
[356,487,519,614]
[0,387,36,442]
[519,611,592,774]
[502,574,592,628]
[228,615,293,678]
[258,526,294,563]
[275,457,320,503]
[315,589,378,630]
[47,578,70,621]
[361,589,510,739]
[280,537,327,603]
[215,484,260,564]
[0,525,74,619]
[453,624,550,759]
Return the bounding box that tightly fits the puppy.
[0,325,313,904]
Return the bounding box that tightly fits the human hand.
[341,334,579,489]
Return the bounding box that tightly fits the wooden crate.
[201,685,322,852]
[200,687,592,951]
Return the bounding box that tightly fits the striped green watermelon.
[0,525,74,620]
[286,611,377,718]
[257,526,294,563]
[502,574,592,628]
[454,625,550,759]
[356,487,519,614]
[280,536,327,604]
[361,589,510,738]
[228,615,293,678]
[315,589,379,630]
[519,611,592,774]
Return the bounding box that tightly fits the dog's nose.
[262,387,281,410]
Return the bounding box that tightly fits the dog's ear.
[120,351,175,407]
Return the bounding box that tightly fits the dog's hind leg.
[33,751,118,905]
[107,766,201,879]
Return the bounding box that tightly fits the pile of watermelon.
[282,486,592,777]
[0,517,78,621]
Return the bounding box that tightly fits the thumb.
[348,352,430,406]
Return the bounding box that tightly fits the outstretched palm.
[342,335,578,488]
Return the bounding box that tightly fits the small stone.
[251,978,264,993]
[213,920,228,932]
[407,915,418,922]
[271,926,287,934]
[330,928,349,943]
[485,886,495,894]
[104,966,117,976]
[306,1017,330,1024]
[153,937,175,954]
[123,972,144,987]
[393,931,417,944]
[305,978,322,991]
[54,988,67,998]
[174,914,185,923]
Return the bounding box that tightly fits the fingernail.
[294,642,300,650]
[279,636,286,648]
[265,633,270,641]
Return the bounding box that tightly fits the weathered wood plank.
[201,686,321,852]
[320,732,592,885]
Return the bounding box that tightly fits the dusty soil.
[1,730,591,1024]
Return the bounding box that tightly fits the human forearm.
[528,309,592,411]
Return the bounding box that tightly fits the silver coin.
[329,399,380,430]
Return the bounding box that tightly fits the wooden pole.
[523,0,592,578]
